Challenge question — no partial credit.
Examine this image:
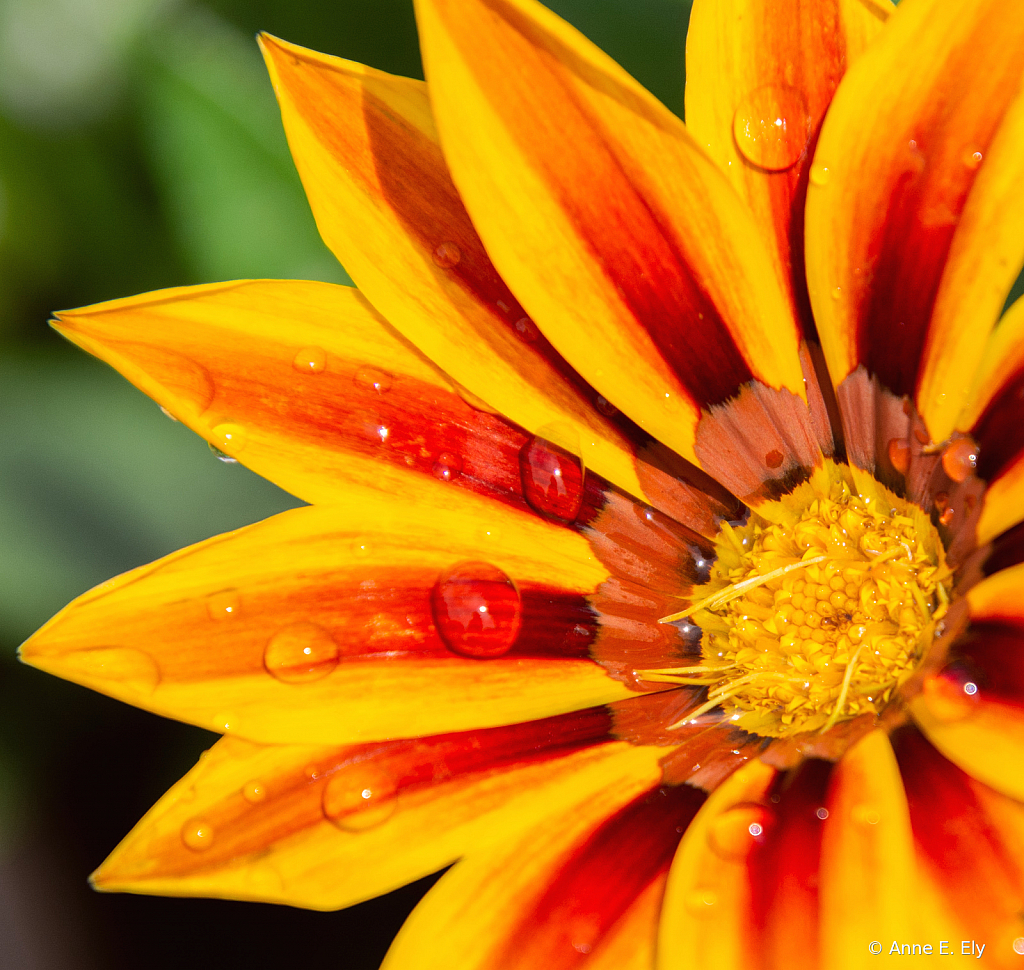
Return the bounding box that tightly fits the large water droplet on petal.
[431,561,522,658]
[733,84,809,171]
[432,452,463,482]
[210,422,247,457]
[707,802,772,861]
[519,435,584,521]
[293,346,327,374]
[206,589,240,620]
[432,241,461,268]
[322,765,397,831]
[242,780,267,804]
[181,817,215,851]
[264,621,340,683]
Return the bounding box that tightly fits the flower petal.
[818,730,925,966]
[955,296,1024,544]
[258,36,653,504]
[656,758,776,970]
[383,761,692,970]
[893,726,1024,957]
[92,713,635,909]
[412,0,812,479]
[806,0,1024,437]
[52,280,533,510]
[685,0,890,332]
[21,490,636,744]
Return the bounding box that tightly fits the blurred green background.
[0,0,695,966]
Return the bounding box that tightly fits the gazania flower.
[22,0,1024,964]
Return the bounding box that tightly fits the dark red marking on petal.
[945,621,1024,708]
[971,366,1024,483]
[748,758,833,964]
[490,781,705,970]
[854,17,1024,399]
[892,725,1024,930]
[981,519,1024,576]
[139,708,619,878]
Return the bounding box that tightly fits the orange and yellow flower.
[20,0,1024,965]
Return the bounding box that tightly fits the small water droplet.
[941,437,978,483]
[1013,937,1024,956]
[962,148,983,170]
[293,346,327,374]
[431,561,522,658]
[815,806,829,821]
[831,286,842,301]
[432,452,463,481]
[764,449,784,469]
[809,162,830,186]
[354,368,393,394]
[213,711,235,731]
[569,914,601,954]
[209,443,238,463]
[851,803,880,826]
[519,436,584,520]
[733,84,809,171]
[595,395,618,416]
[514,317,540,342]
[684,887,718,915]
[206,589,240,620]
[159,405,179,422]
[242,780,267,804]
[322,765,397,831]
[181,818,215,851]
[707,802,771,860]
[211,423,247,457]
[264,622,340,683]
[303,764,321,782]
[432,241,461,268]
[887,437,910,474]
[351,540,373,557]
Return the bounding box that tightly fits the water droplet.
[569,914,601,954]
[322,765,397,831]
[684,887,718,915]
[293,346,327,374]
[595,395,618,416]
[432,452,463,482]
[181,817,215,851]
[209,443,238,463]
[351,540,373,557]
[733,84,809,171]
[851,803,880,826]
[264,622,340,683]
[513,317,540,343]
[1013,937,1024,956]
[159,405,179,422]
[303,764,322,782]
[831,286,842,301]
[354,367,393,394]
[56,646,161,693]
[242,781,267,804]
[708,802,772,860]
[519,436,584,520]
[809,162,830,186]
[764,449,784,469]
[213,711,235,731]
[941,437,978,483]
[211,423,247,457]
[206,589,240,620]
[432,241,461,268]
[921,663,982,723]
[431,561,522,658]
[963,148,983,170]
[887,437,910,474]
[815,806,829,821]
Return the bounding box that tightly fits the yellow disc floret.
[647,462,950,738]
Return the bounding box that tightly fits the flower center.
[646,464,950,738]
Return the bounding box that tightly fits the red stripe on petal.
[971,366,1024,484]
[491,782,705,969]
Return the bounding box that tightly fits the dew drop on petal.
[1013,937,1024,956]
[595,395,618,416]
[809,162,830,186]
[351,541,373,558]
[764,449,784,470]
[733,84,809,171]
[921,663,982,723]
[181,818,215,851]
[211,423,247,457]
[432,452,463,482]
[941,437,978,483]
[569,914,601,954]
[431,561,522,658]
[815,807,829,821]
[209,443,238,462]
[159,405,179,422]
[293,346,327,374]
[322,765,397,831]
[354,367,393,394]
[519,435,584,521]
[962,148,984,170]
[684,888,718,915]
[851,803,880,826]
[264,621,340,683]
[432,241,461,268]
[514,316,540,343]
[707,802,772,861]
[242,781,267,804]
[206,589,240,620]
[887,437,911,474]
